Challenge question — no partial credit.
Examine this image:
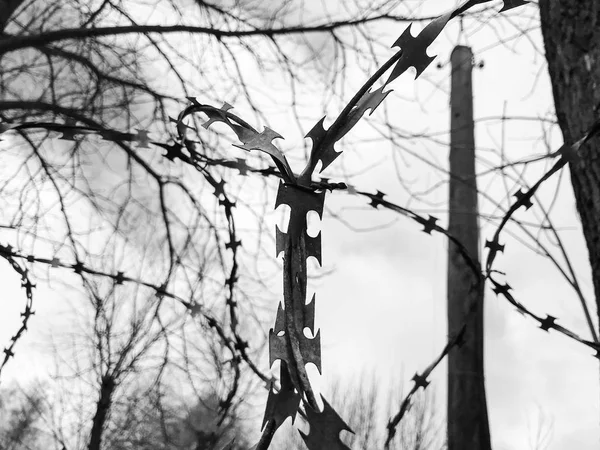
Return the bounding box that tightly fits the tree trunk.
[88,375,116,450]
[447,45,491,450]
[538,0,600,345]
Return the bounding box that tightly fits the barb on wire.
[300,396,354,450]
[386,326,466,446]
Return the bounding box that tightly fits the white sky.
[1,0,599,449]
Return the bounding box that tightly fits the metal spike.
[299,396,353,450]
[386,13,452,85]
[202,102,234,129]
[261,367,301,431]
[233,127,295,183]
[269,328,321,375]
[500,0,529,12]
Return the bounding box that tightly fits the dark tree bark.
[447,45,491,450]
[539,2,600,341]
[88,375,116,450]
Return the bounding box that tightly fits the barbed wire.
[2,118,598,445]
[3,112,598,446]
[0,247,35,380]
[0,109,600,437]
[0,242,275,396]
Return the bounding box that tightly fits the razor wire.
[1,0,598,448]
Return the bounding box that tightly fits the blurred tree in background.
[0,384,45,449]
[0,382,251,449]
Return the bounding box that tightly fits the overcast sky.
[1,1,599,449]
